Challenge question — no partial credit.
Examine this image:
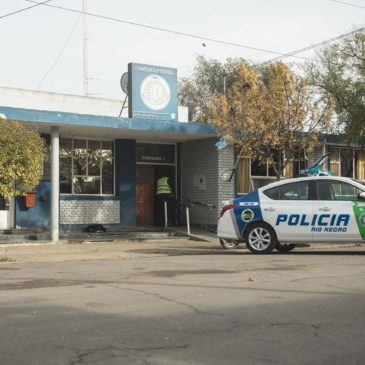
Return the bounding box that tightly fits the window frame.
[315,179,364,201]
[328,146,363,179]
[262,180,315,201]
[60,138,115,196]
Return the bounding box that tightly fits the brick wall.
[60,200,120,224]
[217,144,235,216]
[181,138,235,225]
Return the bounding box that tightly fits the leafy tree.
[209,62,333,178]
[178,55,248,121]
[0,118,47,199]
[307,28,365,144]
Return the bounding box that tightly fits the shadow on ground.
[126,245,365,257]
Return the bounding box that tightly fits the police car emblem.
[360,213,365,227]
[241,209,254,223]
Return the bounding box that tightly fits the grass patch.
[0,248,14,262]
[0,255,14,262]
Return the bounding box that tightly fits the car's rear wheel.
[276,243,296,253]
[219,238,240,249]
[245,223,277,254]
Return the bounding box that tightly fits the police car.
[217,176,365,254]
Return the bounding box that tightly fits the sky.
[0,0,364,100]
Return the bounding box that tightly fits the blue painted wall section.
[15,180,51,229]
[0,106,216,136]
[115,139,136,226]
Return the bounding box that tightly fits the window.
[291,151,306,178]
[328,146,365,180]
[328,147,340,176]
[340,149,354,178]
[236,157,251,194]
[263,181,310,200]
[251,151,282,177]
[60,139,114,195]
[250,152,283,190]
[41,144,51,180]
[316,180,363,201]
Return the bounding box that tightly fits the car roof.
[259,176,362,192]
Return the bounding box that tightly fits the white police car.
[217,176,365,254]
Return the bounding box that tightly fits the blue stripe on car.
[233,191,263,238]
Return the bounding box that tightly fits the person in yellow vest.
[156,176,172,196]
[156,176,173,226]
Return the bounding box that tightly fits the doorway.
[136,165,175,226]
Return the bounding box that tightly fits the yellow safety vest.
[157,177,172,195]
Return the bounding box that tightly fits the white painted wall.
[0,86,189,122]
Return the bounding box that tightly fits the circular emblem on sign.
[359,213,365,227]
[140,74,171,110]
[241,209,254,223]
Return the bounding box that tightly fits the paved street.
[1,241,365,365]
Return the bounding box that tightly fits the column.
[115,139,136,226]
[51,127,59,241]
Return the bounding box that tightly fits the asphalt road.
[1,245,365,365]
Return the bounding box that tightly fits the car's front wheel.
[276,243,296,253]
[245,223,277,254]
[219,238,240,249]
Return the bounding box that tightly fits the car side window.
[263,181,309,200]
[317,180,363,201]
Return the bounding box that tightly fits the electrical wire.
[37,13,82,90]
[25,0,310,60]
[261,27,364,64]
[15,0,364,69]
[0,0,52,20]
[330,0,365,10]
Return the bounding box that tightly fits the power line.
[262,27,364,64]
[25,0,310,61]
[37,14,82,90]
[330,0,365,10]
[0,0,52,20]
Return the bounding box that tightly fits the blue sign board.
[128,63,178,121]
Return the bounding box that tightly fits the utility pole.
[82,0,88,96]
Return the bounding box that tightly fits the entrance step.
[0,229,50,243]
[0,228,186,244]
[60,229,181,242]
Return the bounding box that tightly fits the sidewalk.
[0,228,363,264]
[0,228,222,264]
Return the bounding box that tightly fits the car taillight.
[220,204,235,217]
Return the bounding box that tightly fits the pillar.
[51,127,59,241]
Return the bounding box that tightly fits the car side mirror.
[357,192,365,201]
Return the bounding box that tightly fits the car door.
[260,180,314,242]
[312,179,365,242]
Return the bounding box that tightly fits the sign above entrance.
[128,63,178,122]
[136,143,175,164]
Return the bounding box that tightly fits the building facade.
[1,83,364,237]
[0,86,235,236]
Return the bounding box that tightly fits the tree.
[178,55,247,121]
[0,118,47,200]
[307,28,365,144]
[209,62,333,178]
